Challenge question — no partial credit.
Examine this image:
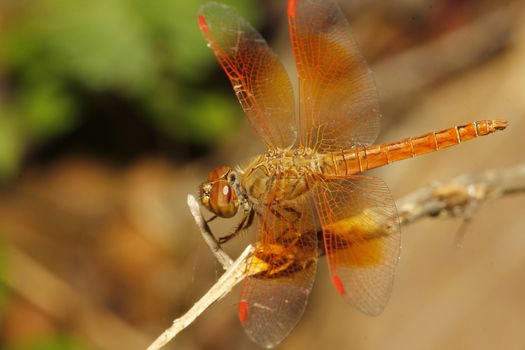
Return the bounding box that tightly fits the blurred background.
[0,0,524,349]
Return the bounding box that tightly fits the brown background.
[1,0,524,349]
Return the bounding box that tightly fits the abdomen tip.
[492,119,509,131]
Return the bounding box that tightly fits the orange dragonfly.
[197,0,507,347]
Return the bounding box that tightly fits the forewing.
[198,3,296,149]
[239,174,318,348]
[308,175,400,315]
[288,0,380,151]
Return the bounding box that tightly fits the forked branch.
[146,196,252,350]
[147,164,525,350]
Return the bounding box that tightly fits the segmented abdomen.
[321,120,508,176]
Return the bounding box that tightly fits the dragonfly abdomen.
[323,120,508,176]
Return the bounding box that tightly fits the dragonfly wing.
[308,175,400,315]
[239,174,318,348]
[198,3,296,149]
[288,0,380,151]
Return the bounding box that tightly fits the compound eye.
[207,166,231,182]
[216,182,231,202]
[209,180,238,218]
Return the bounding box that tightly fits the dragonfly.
[197,0,507,347]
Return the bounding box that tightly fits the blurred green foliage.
[5,334,88,350]
[0,0,259,180]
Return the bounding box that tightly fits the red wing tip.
[197,15,209,32]
[238,301,248,323]
[332,275,347,296]
[287,0,297,19]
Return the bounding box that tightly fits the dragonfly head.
[199,166,239,218]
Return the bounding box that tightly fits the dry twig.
[187,195,233,270]
[148,164,525,350]
[146,243,253,350]
[397,164,525,226]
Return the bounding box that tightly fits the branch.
[187,195,233,270]
[147,164,525,350]
[397,164,525,226]
[146,244,253,350]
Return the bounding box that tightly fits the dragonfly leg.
[204,214,218,224]
[218,209,255,245]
